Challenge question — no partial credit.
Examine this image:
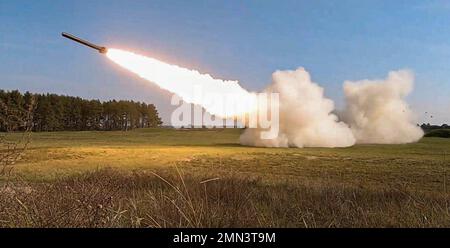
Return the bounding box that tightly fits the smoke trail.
[106,48,422,147]
[240,68,356,147]
[342,70,424,144]
[106,49,257,117]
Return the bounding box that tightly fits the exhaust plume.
[106,48,423,148]
[106,48,256,117]
[240,68,356,148]
[342,70,424,144]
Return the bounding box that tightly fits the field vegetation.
[1,128,449,227]
[425,129,450,138]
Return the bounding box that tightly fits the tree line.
[420,123,449,133]
[0,90,162,132]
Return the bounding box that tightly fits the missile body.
[62,32,107,54]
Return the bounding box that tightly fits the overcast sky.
[1,0,449,124]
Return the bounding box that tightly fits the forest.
[0,90,162,132]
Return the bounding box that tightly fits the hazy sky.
[1,0,449,124]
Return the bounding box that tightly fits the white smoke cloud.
[342,70,424,144]
[105,48,423,147]
[240,68,356,148]
[240,68,424,147]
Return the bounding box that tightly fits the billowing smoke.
[240,68,423,147]
[342,70,424,144]
[240,68,356,148]
[106,48,423,148]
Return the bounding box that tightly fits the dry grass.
[1,168,449,228]
[1,129,449,227]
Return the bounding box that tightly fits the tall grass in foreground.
[0,168,449,227]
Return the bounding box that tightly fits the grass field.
[1,128,450,227]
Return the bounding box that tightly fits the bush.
[424,129,450,138]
